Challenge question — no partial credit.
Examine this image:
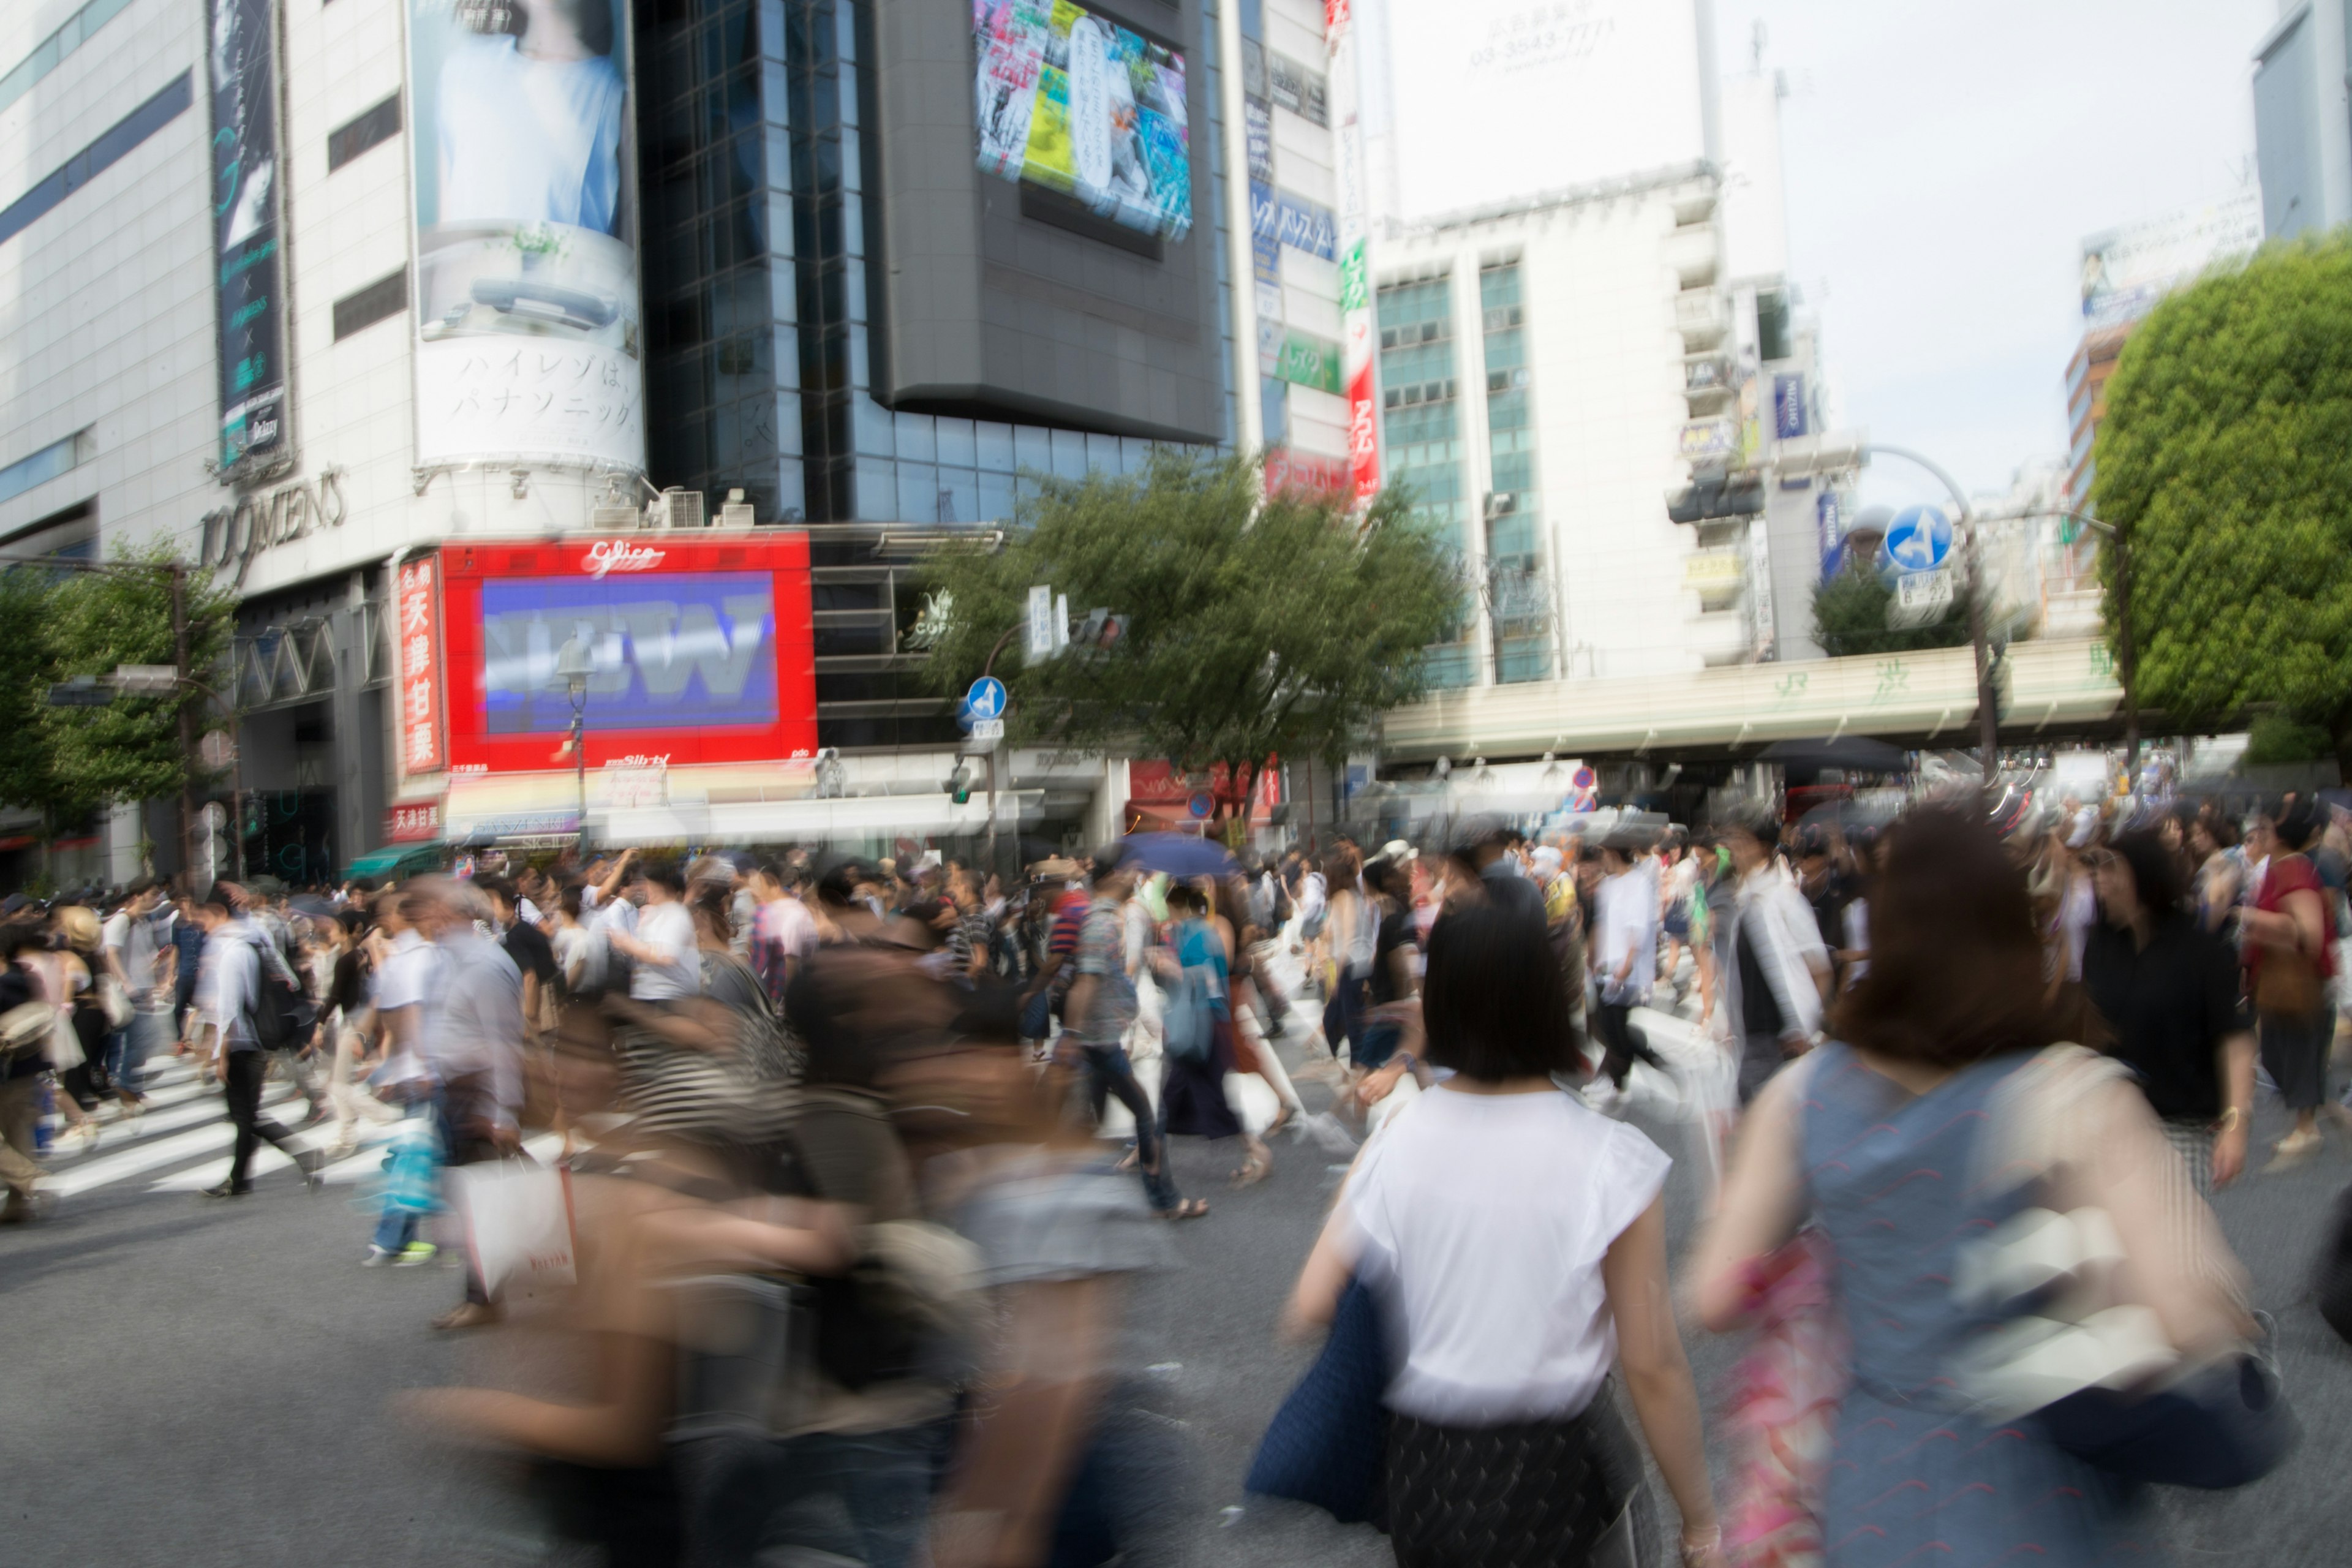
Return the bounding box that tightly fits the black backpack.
[241,935,314,1051]
[2319,1182,2352,1346]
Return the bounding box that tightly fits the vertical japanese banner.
[397,555,447,777]
[404,0,644,471]
[1325,0,1380,510]
[207,0,289,475]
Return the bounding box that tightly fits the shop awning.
[346,844,445,880]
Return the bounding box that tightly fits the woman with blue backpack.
[1156,881,1270,1188]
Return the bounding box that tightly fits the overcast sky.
[1720,0,2279,510]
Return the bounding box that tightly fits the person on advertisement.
[437,0,625,235]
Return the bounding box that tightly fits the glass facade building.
[635,0,1238,749]
[636,0,1234,530]
[1376,270,1473,688]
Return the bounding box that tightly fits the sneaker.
[199,1181,252,1199]
[395,1242,438,1267]
[431,1301,504,1330]
[363,1245,398,1267]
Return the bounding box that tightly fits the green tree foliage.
[2095,236,2352,763]
[1810,568,1978,658]
[0,545,235,864]
[43,542,236,807]
[919,451,1461,814]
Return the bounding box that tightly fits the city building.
[2253,0,2352,238]
[2065,193,2263,507]
[0,0,1254,888]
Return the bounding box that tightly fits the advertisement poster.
[398,556,446,777]
[405,0,644,470]
[1327,0,1381,508]
[207,0,288,475]
[2079,192,2262,331]
[973,0,1192,241]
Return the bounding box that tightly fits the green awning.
[345,844,443,879]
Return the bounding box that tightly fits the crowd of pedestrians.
[1,780,2342,1565]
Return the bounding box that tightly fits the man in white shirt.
[1591,835,1669,1094]
[609,859,698,1001]
[193,894,323,1199]
[100,878,171,1108]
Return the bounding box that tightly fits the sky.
[1718,0,2280,510]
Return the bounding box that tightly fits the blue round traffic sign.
[1186,791,1214,820]
[962,677,1007,721]
[1880,505,1952,575]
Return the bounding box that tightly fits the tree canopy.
[918,451,1461,814]
[2094,236,2352,761]
[0,543,236,872]
[1810,568,1979,659]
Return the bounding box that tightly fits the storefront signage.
[1275,329,1344,394]
[397,555,446,775]
[198,467,348,585]
[1264,449,1350,498]
[584,538,666,578]
[385,801,442,842]
[1275,191,1337,260]
[1268,52,1328,126]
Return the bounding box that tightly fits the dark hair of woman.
[1832,805,2070,1068]
[559,882,585,920]
[1419,897,1583,1080]
[1164,883,1207,916]
[2105,827,2187,917]
[688,880,733,943]
[2275,797,2323,853]
[335,908,368,940]
[642,858,687,895]
[1363,856,1409,902]
[1324,842,1362,881]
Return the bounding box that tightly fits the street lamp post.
[554,635,595,861]
[1857,445,2001,783]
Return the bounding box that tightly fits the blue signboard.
[1773,372,1807,440]
[1275,190,1336,260]
[1881,504,1954,574]
[1815,489,1842,563]
[963,676,1008,720]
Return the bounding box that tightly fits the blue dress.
[1800,1043,2158,1567]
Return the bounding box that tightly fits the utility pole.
[978,624,1021,881]
[1860,445,1999,783]
[171,564,197,886]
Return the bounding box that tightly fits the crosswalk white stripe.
[42,1090,300,1197]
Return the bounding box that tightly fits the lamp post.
[554,635,594,860]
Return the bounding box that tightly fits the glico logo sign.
[584,540,666,579]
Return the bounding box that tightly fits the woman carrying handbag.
[1694,807,2279,1568]
[2239,801,2335,1168]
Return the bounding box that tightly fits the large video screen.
[478,573,778,735]
[973,0,1192,242]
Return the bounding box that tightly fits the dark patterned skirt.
[1386,1384,1656,1568]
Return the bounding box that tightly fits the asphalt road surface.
[6,997,2350,1566]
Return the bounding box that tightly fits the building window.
[0,71,192,251]
[0,428,94,507]
[326,94,401,173]
[0,0,137,119]
[332,269,407,340]
[1757,287,1792,363]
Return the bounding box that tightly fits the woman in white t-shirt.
[1287,895,1721,1568]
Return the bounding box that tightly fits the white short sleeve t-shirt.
[1341,1085,1670,1425]
[629,900,699,1001]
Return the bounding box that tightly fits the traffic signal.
[948,762,973,804]
[1074,608,1127,652]
[1665,469,1764,525]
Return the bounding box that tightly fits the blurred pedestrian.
[1694,806,2254,1568]
[318,908,398,1159]
[2082,829,2255,1194]
[2240,799,2337,1168]
[1066,845,1202,1219]
[1288,896,1722,1568]
[99,876,171,1111]
[1719,815,1831,1104]
[0,923,52,1223]
[191,892,323,1199]
[1591,833,1668,1093]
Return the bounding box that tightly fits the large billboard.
[437,533,816,772]
[1371,0,1708,224]
[405,0,644,472]
[974,0,1192,242]
[2080,192,2263,332]
[207,0,288,475]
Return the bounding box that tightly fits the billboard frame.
[435,532,818,775]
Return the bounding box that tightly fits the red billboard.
[436,532,818,773]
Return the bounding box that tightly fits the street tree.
[42,541,237,812]
[920,451,1462,820]
[1810,568,1980,659]
[2094,235,2352,766]
[0,568,96,882]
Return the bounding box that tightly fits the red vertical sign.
[397,555,445,775]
